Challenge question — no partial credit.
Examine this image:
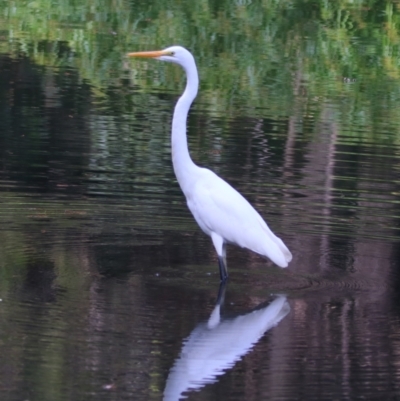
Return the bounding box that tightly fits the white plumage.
[128,46,292,280]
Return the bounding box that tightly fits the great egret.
[127,46,292,281]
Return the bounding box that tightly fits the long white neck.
[171,57,200,193]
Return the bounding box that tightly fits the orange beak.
[126,50,168,58]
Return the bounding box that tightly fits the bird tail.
[272,236,292,267]
[254,223,292,268]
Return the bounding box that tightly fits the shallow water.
[1,1,400,400]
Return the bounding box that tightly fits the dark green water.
[1,1,400,400]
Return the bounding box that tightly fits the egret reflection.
[163,285,290,400]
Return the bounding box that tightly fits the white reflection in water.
[163,290,290,400]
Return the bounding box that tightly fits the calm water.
[1,1,400,400]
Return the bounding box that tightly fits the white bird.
[127,46,292,280]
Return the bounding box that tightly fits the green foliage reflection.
[0,0,400,129]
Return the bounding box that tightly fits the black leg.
[216,280,227,306]
[218,255,228,282]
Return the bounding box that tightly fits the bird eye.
[169,51,175,56]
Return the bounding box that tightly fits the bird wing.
[186,169,292,267]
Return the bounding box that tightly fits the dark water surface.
[1,1,400,400]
